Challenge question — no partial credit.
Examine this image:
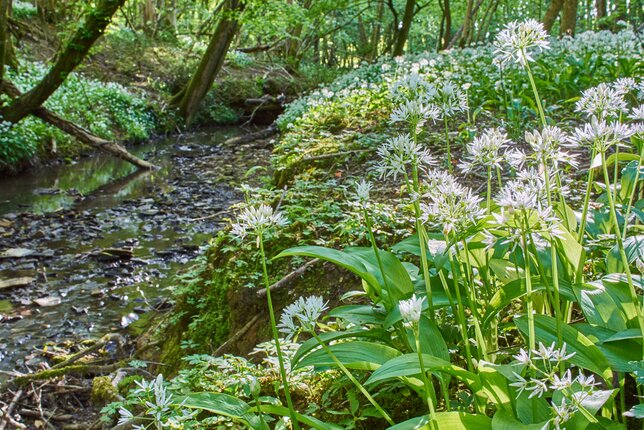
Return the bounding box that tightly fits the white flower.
[493,19,550,67]
[552,399,575,430]
[550,369,573,390]
[630,105,644,121]
[513,348,532,366]
[354,180,372,208]
[278,296,329,338]
[399,294,425,327]
[230,204,288,240]
[569,118,634,152]
[376,133,435,179]
[459,127,510,173]
[422,175,485,235]
[524,126,578,169]
[390,99,441,129]
[431,80,469,117]
[575,83,628,120]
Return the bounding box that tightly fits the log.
[225,124,278,147]
[1,80,157,170]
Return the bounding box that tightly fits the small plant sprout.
[229,204,300,430]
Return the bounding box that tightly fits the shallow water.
[0,128,270,375]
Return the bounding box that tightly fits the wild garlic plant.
[230,204,301,430]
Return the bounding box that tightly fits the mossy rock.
[91,376,118,406]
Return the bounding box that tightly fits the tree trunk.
[170,0,244,125]
[367,0,385,60]
[1,0,126,124]
[560,0,578,35]
[460,0,474,47]
[439,0,452,50]
[595,0,606,23]
[543,0,563,32]
[0,0,8,85]
[1,80,156,170]
[392,0,415,56]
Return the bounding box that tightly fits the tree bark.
[0,0,8,85]
[170,0,244,125]
[1,0,126,124]
[560,0,578,35]
[392,0,415,56]
[438,0,452,50]
[542,0,563,32]
[595,0,606,24]
[1,80,156,170]
[368,0,385,60]
[460,0,475,47]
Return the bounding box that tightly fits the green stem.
[523,56,547,127]
[443,115,452,173]
[521,225,536,352]
[411,164,435,320]
[577,149,597,244]
[310,331,395,426]
[364,208,393,308]
[458,238,489,361]
[415,332,439,430]
[258,236,301,430]
[621,145,644,240]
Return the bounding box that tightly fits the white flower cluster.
[230,204,288,240]
[278,295,329,338]
[493,19,550,67]
[376,133,435,180]
[459,128,511,173]
[399,294,425,328]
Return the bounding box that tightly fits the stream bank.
[0,127,272,378]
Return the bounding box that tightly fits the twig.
[257,259,320,298]
[51,334,121,370]
[0,389,23,430]
[189,209,229,222]
[214,314,261,356]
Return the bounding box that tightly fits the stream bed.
[0,128,270,375]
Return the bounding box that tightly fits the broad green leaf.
[478,362,515,415]
[174,393,261,428]
[620,160,644,201]
[491,411,548,430]
[365,353,479,390]
[328,304,386,325]
[295,340,400,371]
[483,277,575,327]
[275,246,382,297]
[606,235,644,273]
[514,315,613,382]
[388,412,492,430]
[346,247,414,302]
[411,316,450,361]
[554,229,585,272]
[575,324,641,372]
[291,327,389,367]
[573,282,629,331]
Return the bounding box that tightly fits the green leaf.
[491,411,548,430]
[554,229,585,273]
[620,160,644,201]
[174,393,261,428]
[295,340,401,371]
[575,324,641,372]
[606,235,644,273]
[514,315,613,382]
[388,412,492,430]
[291,327,389,367]
[365,353,480,390]
[275,246,382,298]
[329,304,386,325]
[345,247,414,302]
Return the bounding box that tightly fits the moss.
[91,376,118,406]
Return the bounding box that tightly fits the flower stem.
[363,208,393,308]
[411,165,435,321]
[258,236,301,430]
[523,56,547,127]
[577,149,597,244]
[443,116,452,173]
[310,331,395,426]
[414,332,439,430]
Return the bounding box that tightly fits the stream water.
[0,128,270,376]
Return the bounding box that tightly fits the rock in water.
[0,277,35,290]
[33,296,62,307]
[1,248,36,258]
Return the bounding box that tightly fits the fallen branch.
[225,124,278,147]
[12,362,125,386]
[257,258,320,298]
[1,80,157,170]
[51,334,122,370]
[214,314,261,356]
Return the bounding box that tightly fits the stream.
[0,128,270,376]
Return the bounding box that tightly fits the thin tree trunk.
[1,80,156,170]
[460,0,474,47]
[0,0,8,85]
[368,0,385,60]
[560,0,578,35]
[447,0,484,48]
[595,0,606,24]
[478,0,499,41]
[170,0,244,125]
[542,0,563,32]
[442,0,452,49]
[392,0,415,56]
[1,0,126,124]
